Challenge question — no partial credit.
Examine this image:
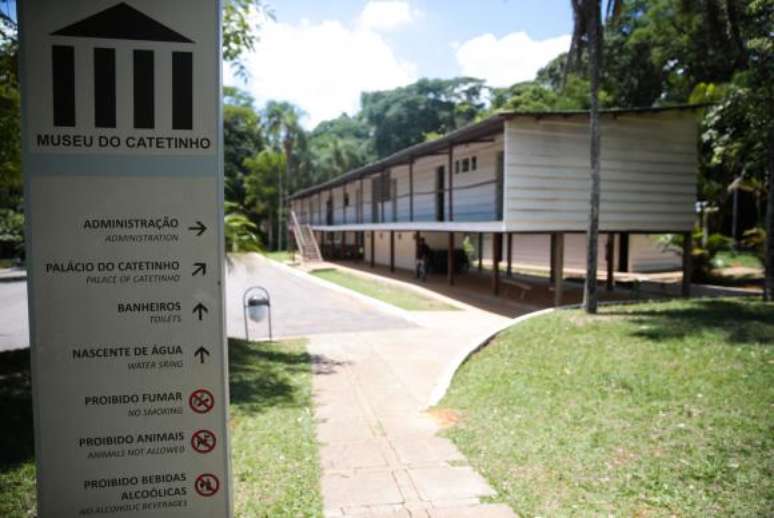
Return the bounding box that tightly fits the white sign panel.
[20,1,231,516]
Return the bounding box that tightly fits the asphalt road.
[226,254,412,340]
[0,281,29,352]
[0,255,411,351]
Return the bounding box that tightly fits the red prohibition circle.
[194,473,220,497]
[189,389,215,414]
[191,429,217,454]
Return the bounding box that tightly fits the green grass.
[714,251,763,270]
[0,339,322,517]
[437,298,774,516]
[310,268,458,311]
[263,250,295,263]
[229,339,322,517]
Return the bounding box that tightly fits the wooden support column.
[389,231,395,272]
[605,233,615,291]
[370,231,376,268]
[492,233,501,295]
[318,192,322,224]
[477,233,483,272]
[409,158,414,222]
[552,232,564,307]
[448,146,454,221]
[448,232,455,285]
[549,233,557,283]
[342,230,347,259]
[359,177,364,223]
[618,232,630,272]
[682,231,692,297]
[506,233,513,278]
[342,187,347,224]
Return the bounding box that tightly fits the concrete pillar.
[370,231,375,268]
[447,232,455,285]
[606,233,615,291]
[506,233,513,278]
[492,233,501,296]
[477,232,483,272]
[553,232,564,307]
[682,231,692,297]
[389,231,395,273]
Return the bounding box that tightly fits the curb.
[426,306,570,408]
[315,262,476,312]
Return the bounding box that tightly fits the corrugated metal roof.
[289,104,706,200]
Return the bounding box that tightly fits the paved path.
[303,267,517,517]
[225,254,413,340]
[0,280,28,352]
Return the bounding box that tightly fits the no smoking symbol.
[191,430,217,454]
[194,473,220,497]
[189,389,214,414]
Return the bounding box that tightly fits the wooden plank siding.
[503,113,697,232]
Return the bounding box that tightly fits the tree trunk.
[583,2,602,314]
[765,135,774,301]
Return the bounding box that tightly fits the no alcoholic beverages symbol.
[191,429,216,454]
[194,473,220,497]
[189,388,214,414]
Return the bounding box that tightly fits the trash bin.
[247,295,269,322]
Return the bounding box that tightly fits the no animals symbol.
[191,429,216,454]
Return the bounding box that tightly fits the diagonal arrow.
[192,262,207,276]
[193,302,208,321]
[194,346,210,364]
[188,221,207,236]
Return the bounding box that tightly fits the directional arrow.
[193,302,208,321]
[188,221,207,236]
[194,346,210,364]
[192,262,207,276]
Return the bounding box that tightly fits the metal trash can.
[247,295,269,322]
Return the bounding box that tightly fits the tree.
[361,78,485,157]
[566,0,622,314]
[223,87,263,214]
[223,0,274,78]
[243,149,285,250]
[262,101,304,250]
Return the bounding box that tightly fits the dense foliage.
[0,0,770,260]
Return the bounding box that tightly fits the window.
[471,156,477,170]
[455,160,460,174]
[462,158,470,172]
[344,192,350,206]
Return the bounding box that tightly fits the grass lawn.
[437,298,774,516]
[714,250,763,270]
[0,339,322,517]
[310,268,458,311]
[263,250,295,263]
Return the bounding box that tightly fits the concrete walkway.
[305,268,518,517]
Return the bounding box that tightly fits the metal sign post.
[19,1,231,516]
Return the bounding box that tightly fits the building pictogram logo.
[194,473,220,497]
[189,388,215,414]
[49,2,195,130]
[191,429,217,454]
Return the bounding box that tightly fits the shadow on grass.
[228,338,314,413]
[0,348,34,473]
[604,299,774,345]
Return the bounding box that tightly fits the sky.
[227,0,575,127]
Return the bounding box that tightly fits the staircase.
[290,210,323,263]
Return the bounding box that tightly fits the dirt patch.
[427,408,463,428]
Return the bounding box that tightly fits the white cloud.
[357,1,418,32]
[227,11,418,128]
[456,32,571,87]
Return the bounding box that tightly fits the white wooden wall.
[504,113,697,232]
